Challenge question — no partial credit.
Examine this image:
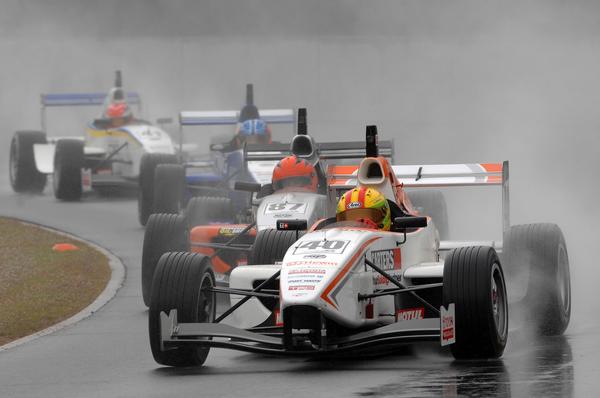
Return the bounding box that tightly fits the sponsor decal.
[274,309,283,326]
[396,307,424,321]
[288,285,315,291]
[286,260,338,267]
[440,303,456,346]
[81,168,92,192]
[275,213,293,218]
[293,240,350,255]
[218,227,246,236]
[304,254,327,259]
[369,248,401,271]
[288,269,326,275]
[265,202,307,214]
[347,201,361,209]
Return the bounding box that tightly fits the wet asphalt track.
[0,177,598,398]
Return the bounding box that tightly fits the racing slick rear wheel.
[153,164,185,214]
[503,223,571,335]
[149,252,215,367]
[406,190,449,240]
[9,130,47,193]
[443,246,508,359]
[185,196,233,228]
[53,139,84,201]
[248,229,299,265]
[138,153,178,226]
[142,213,190,306]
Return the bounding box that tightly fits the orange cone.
[52,243,79,252]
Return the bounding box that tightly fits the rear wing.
[328,161,510,232]
[244,141,395,162]
[179,109,295,126]
[40,92,142,133]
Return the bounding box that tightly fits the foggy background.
[1,0,598,330]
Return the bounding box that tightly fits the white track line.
[0,218,125,352]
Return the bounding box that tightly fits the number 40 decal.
[293,240,350,254]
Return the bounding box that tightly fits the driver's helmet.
[336,187,391,230]
[105,102,132,126]
[272,155,318,192]
[236,118,271,145]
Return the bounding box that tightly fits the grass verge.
[0,217,111,346]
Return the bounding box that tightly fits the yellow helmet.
[336,187,391,231]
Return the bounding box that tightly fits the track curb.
[0,217,126,352]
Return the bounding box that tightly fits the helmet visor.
[273,175,313,191]
[337,208,385,224]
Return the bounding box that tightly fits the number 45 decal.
[265,202,307,214]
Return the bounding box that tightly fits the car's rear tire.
[138,153,178,226]
[9,131,47,193]
[406,190,449,240]
[248,229,299,265]
[149,252,215,367]
[53,139,84,201]
[503,223,570,335]
[142,213,190,307]
[443,246,508,359]
[185,196,233,228]
[153,164,185,214]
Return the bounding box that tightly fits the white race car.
[148,126,570,366]
[8,71,176,202]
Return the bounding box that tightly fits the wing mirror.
[393,216,428,230]
[234,181,262,193]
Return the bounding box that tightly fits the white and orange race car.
[147,126,571,367]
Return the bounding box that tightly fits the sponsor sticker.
[288,285,315,291]
[219,227,246,236]
[265,202,307,214]
[293,240,350,255]
[440,303,456,346]
[81,168,92,192]
[286,260,338,267]
[304,254,327,259]
[347,201,361,209]
[274,309,283,326]
[396,307,424,321]
[288,269,326,275]
[369,248,401,271]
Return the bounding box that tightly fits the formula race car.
[137,84,294,225]
[9,71,176,201]
[148,125,570,366]
[140,109,395,305]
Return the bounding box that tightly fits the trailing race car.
[8,71,176,201]
[140,108,394,305]
[137,84,295,225]
[148,125,570,366]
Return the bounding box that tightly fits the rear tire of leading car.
[185,196,233,228]
[248,229,299,265]
[149,252,215,367]
[9,130,47,193]
[53,139,84,201]
[503,223,571,335]
[153,164,185,214]
[406,190,449,240]
[443,246,508,359]
[141,213,190,307]
[138,153,178,226]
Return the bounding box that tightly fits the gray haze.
[1,0,599,334]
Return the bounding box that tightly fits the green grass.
[0,218,111,346]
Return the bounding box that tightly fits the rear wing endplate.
[244,141,395,162]
[328,161,510,233]
[179,109,295,126]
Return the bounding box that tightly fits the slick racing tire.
[503,223,571,335]
[185,196,233,228]
[9,130,47,193]
[153,164,185,214]
[141,213,190,307]
[53,139,84,201]
[248,229,299,265]
[138,153,178,226]
[406,190,449,240]
[149,252,215,367]
[443,246,508,359]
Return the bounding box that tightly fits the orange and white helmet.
[272,155,318,192]
[336,187,391,230]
